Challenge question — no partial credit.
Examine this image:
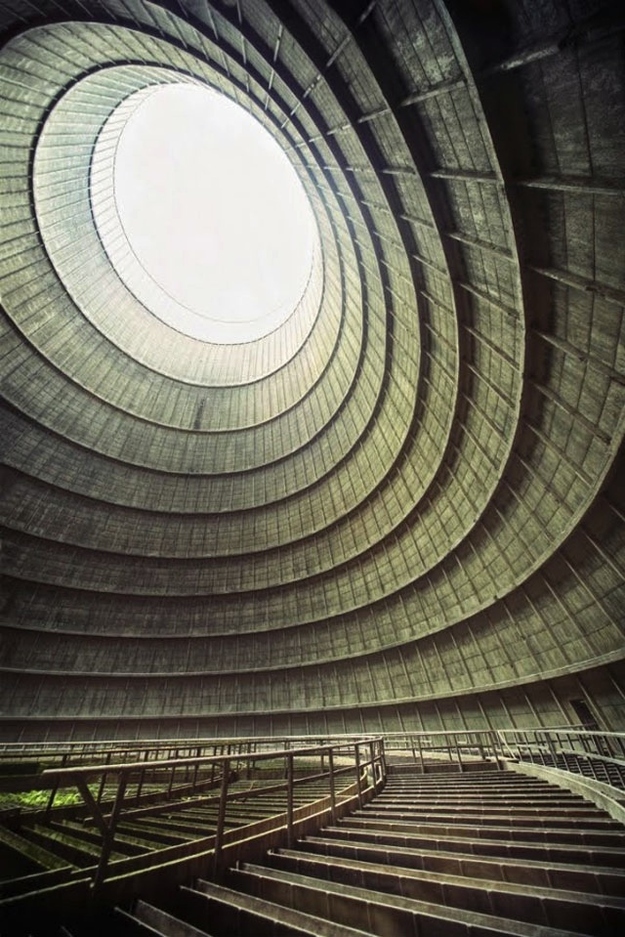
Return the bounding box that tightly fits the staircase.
[0,775,335,907]
[3,766,625,935]
[114,766,625,936]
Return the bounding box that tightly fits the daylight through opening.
[95,83,318,344]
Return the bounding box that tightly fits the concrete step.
[384,778,557,789]
[116,899,214,936]
[128,815,218,836]
[0,877,92,936]
[226,862,589,936]
[321,823,625,867]
[384,771,548,783]
[356,811,622,831]
[338,814,625,846]
[180,878,373,936]
[263,845,625,933]
[117,820,196,847]
[180,805,287,820]
[0,866,78,901]
[362,798,608,816]
[17,823,126,868]
[0,825,71,878]
[382,785,583,798]
[119,816,211,841]
[375,789,599,803]
[3,765,623,936]
[49,820,149,856]
[300,833,625,895]
[375,791,592,802]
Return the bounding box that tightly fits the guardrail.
[3,727,623,789]
[381,728,625,789]
[3,728,623,783]
[37,737,386,890]
[0,733,382,770]
[494,727,625,789]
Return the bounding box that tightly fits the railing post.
[286,752,295,848]
[97,751,111,804]
[213,758,230,880]
[455,736,464,773]
[192,747,200,792]
[328,747,336,823]
[546,731,558,767]
[381,737,387,783]
[45,751,67,817]
[135,767,145,805]
[491,730,503,769]
[93,771,128,890]
[416,734,425,773]
[354,744,362,809]
[167,762,176,799]
[372,740,380,788]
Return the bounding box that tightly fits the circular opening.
[96,84,318,343]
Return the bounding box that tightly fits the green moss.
[0,788,85,809]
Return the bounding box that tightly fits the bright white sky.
[114,84,316,342]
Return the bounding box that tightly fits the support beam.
[431,168,499,184]
[534,330,625,385]
[399,76,465,107]
[532,380,613,445]
[517,176,625,197]
[447,231,513,260]
[530,266,625,308]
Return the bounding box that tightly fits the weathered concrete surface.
[0,1,623,740]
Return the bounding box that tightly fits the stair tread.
[184,879,373,936]
[0,825,72,872]
[23,824,127,863]
[127,898,215,936]
[340,815,625,842]
[269,846,625,909]
[376,796,593,803]
[232,862,592,936]
[303,834,625,885]
[359,809,616,824]
[50,819,150,856]
[0,865,82,901]
[116,905,175,937]
[0,875,91,913]
[2,761,623,935]
[323,824,625,863]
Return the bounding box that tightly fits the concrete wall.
[0,0,623,740]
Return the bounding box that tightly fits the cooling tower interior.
[0,0,624,743]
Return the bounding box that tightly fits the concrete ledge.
[504,760,625,825]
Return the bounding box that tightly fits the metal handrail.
[34,737,386,889]
[492,728,625,789]
[3,728,624,768]
[2,727,623,756]
[381,728,625,789]
[0,733,384,770]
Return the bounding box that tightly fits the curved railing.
[3,727,624,900]
[381,728,625,790]
[3,726,624,790]
[0,737,386,902]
